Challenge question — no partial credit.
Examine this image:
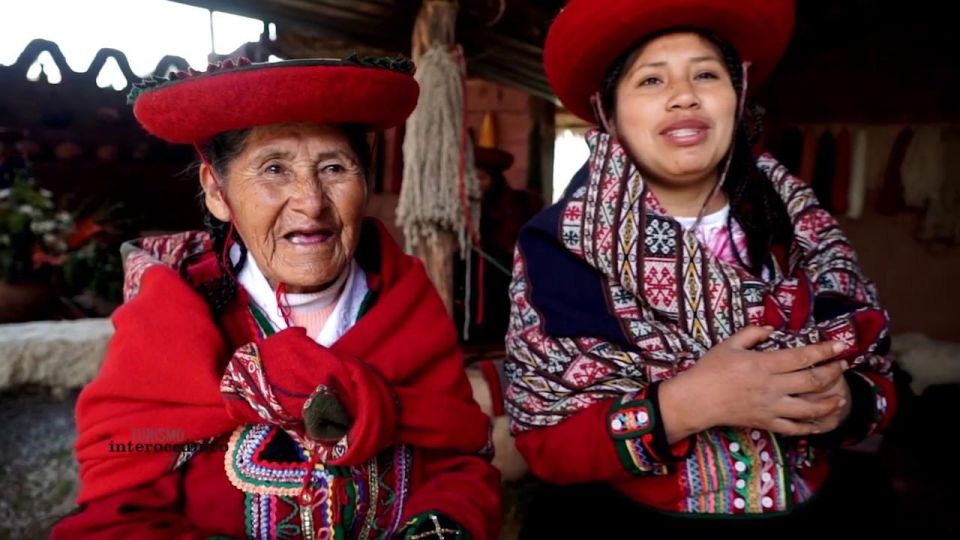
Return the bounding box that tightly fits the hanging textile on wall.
[902,125,945,210]
[847,128,869,219]
[775,126,804,174]
[775,123,957,231]
[863,126,904,194]
[832,128,852,215]
[799,126,817,184]
[920,127,960,242]
[812,130,837,213]
[877,126,914,215]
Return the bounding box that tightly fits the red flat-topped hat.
[545,0,795,122]
[128,56,419,144]
[474,146,515,172]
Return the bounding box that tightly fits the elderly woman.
[53,57,500,539]
[506,0,897,535]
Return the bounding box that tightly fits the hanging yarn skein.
[397,0,481,317]
[398,0,479,255]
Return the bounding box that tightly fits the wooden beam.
[169,0,414,53]
[468,59,554,102]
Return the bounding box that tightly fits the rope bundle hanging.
[396,0,480,258]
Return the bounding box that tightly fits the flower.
[0,165,122,297]
[0,169,74,280]
[1,132,129,307]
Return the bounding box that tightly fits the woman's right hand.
[659,326,848,442]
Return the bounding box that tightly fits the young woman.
[506,0,896,535]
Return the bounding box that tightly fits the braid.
[179,129,251,314]
[709,36,793,276]
[600,48,632,117]
[192,206,248,314]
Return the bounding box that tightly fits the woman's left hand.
[793,368,853,432]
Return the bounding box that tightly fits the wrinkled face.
[200,123,366,293]
[612,32,737,189]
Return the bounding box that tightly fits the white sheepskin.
[892,332,960,394]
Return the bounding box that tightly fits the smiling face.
[200,123,367,293]
[612,32,737,195]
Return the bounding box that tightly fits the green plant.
[0,169,73,281]
[0,165,125,302]
[60,234,125,301]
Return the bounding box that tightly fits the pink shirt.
[290,302,340,341]
[675,205,750,268]
[285,276,348,341]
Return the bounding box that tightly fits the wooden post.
[408,0,459,315]
[415,232,457,314]
[528,95,556,202]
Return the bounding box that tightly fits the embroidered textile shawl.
[506,129,890,430]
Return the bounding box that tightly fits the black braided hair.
[182,124,374,314]
[599,28,794,276]
[179,128,251,314]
